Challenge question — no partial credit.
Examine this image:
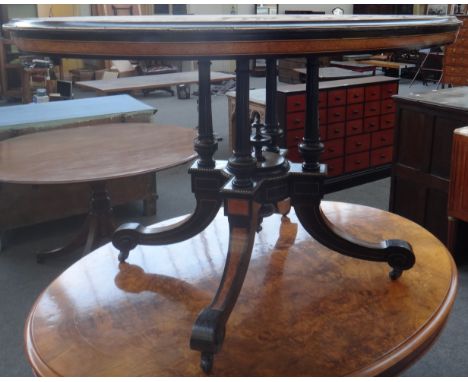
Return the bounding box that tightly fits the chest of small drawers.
[226,75,399,192]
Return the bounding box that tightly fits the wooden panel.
[286,111,305,130]
[323,157,344,177]
[346,119,363,136]
[345,151,369,172]
[363,116,380,132]
[364,101,381,117]
[327,106,346,124]
[327,122,345,140]
[381,82,398,99]
[321,138,344,160]
[381,98,396,114]
[448,128,468,222]
[380,113,396,130]
[328,89,347,107]
[365,85,381,101]
[371,129,393,149]
[346,103,364,121]
[286,94,306,112]
[345,133,370,154]
[371,146,393,166]
[346,86,364,104]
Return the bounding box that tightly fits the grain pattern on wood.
[0,123,197,184]
[25,202,457,377]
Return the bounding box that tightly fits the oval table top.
[4,15,460,59]
[25,202,457,376]
[0,123,196,185]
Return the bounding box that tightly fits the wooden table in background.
[0,123,196,260]
[76,70,235,96]
[24,202,457,376]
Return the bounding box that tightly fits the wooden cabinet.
[442,15,468,86]
[226,75,399,192]
[390,87,468,254]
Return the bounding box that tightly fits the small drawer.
[364,101,381,117]
[327,122,345,140]
[287,145,301,163]
[319,91,327,109]
[371,146,393,166]
[381,82,398,99]
[345,133,370,154]
[286,129,303,147]
[345,152,370,173]
[380,113,396,130]
[363,116,380,132]
[321,138,344,160]
[365,85,381,101]
[320,125,327,141]
[346,119,363,136]
[328,89,347,107]
[347,87,364,104]
[319,108,328,125]
[286,112,305,129]
[286,94,306,112]
[346,103,364,121]
[327,106,346,124]
[381,98,396,114]
[323,157,344,177]
[371,129,393,149]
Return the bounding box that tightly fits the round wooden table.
[0,123,196,260]
[25,202,457,377]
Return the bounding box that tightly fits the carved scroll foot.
[294,202,415,280]
[190,199,260,372]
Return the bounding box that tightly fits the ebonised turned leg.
[190,199,260,373]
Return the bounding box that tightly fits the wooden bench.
[76,70,235,96]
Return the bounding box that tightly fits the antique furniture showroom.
[1,4,468,377]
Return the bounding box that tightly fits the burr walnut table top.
[4,15,460,59]
[0,123,196,184]
[25,202,457,376]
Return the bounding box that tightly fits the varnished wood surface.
[76,71,235,94]
[25,202,457,376]
[0,123,196,184]
[448,127,468,222]
[4,15,460,59]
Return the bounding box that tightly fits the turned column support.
[264,58,281,153]
[299,55,324,172]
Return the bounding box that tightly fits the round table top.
[0,123,196,184]
[25,202,457,376]
[4,15,460,59]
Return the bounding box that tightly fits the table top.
[294,66,373,80]
[0,95,154,130]
[0,123,196,185]
[24,202,457,376]
[394,86,468,112]
[4,15,460,59]
[76,71,235,93]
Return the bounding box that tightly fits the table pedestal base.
[37,181,115,263]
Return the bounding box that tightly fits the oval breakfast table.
[0,123,196,261]
[4,14,461,373]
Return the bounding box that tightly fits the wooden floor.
[24,202,457,376]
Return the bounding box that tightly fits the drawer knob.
[352,110,359,115]
[370,108,377,112]
[380,137,387,142]
[369,124,375,128]
[334,112,341,117]
[380,155,387,159]
[356,142,363,147]
[334,129,341,133]
[328,148,335,153]
[353,94,359,98]
[335,97,341,101]
[352,126,358,130]
[294,102,301,106]
[294,119,301,124]
[355,161,362,165]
